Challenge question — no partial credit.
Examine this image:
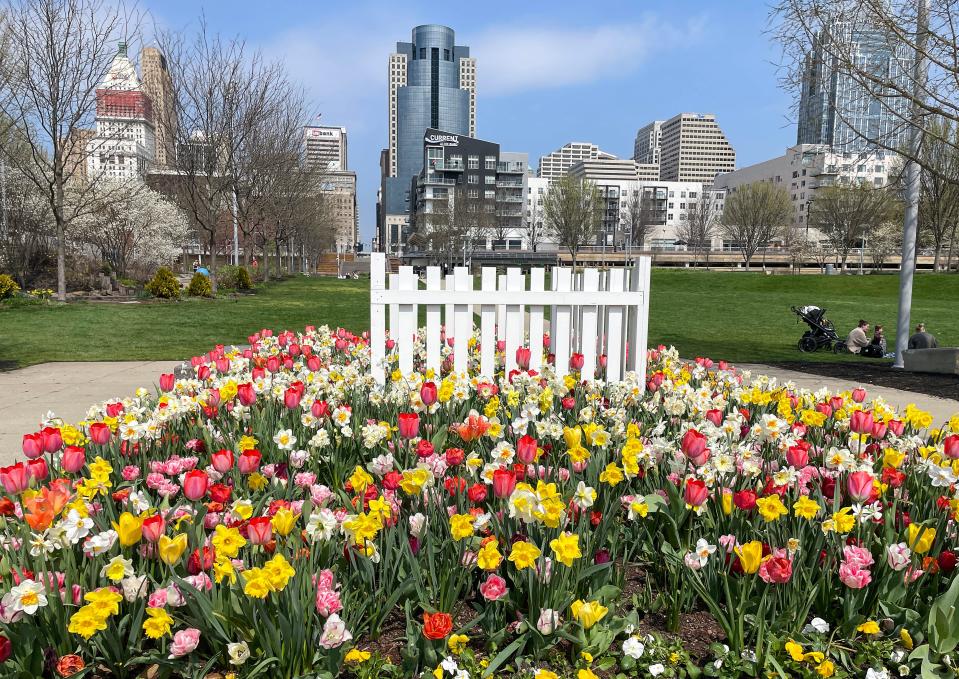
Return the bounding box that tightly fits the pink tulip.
[849,410,874,435]
[307,356,321,372]
[516,347,531,370]
[887,419,905,437]
[315,588,343,617]
[0,463,30,494]
[26,458,48,481]
[397,413,419,439]
[846,471,874,502]
[838,562,872,589]
[247,517,272,545]
[21,433,43,459]
[284,387,302,410]
[420,382,438,406]
[785,444,809,468]
[206,389,221,408]
[238,449,262,474]
[516,435,538,464]
[159,373,175,392]
[211,449,234,473]
[759,556,793,584]
[681,429,709,466]
[705,409,723,427]
[492,469,516,498]
[569,353,585,371]
[312,400,330,419]
[40,427,63,453]
[89,422,112,445]
[266,356,280,373]
[851,387,867,403]
[61,446,86,474]
[237,383,256,407]
[684,479,709,507]
[182,470,209,501]
[871,420,888,440]
[943,434,959,459]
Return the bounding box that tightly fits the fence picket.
[504,268,523,375]
[370,253,386,386]
[553,267,572,378]
[388,273,399,341]
[453,267,470,375]
[529,268,545,371]
[426,267,442,375]
[444,275,455,341]
[580,268,599,381]
[606,268,625,381]
[397,267,416,376]
[480,268,496,378]
[496,274,507,342]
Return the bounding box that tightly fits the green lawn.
[1,270,957,368]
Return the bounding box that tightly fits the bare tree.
[769,0,958,175]
[621,191,659,251]
[916,120,959,271]
[808,183,901,271]
[418,187,478,268]
[0,0,141,300]
[870,219,902,269]
[543,175,600,271]
[677,191,720,267]
[719,182,792,270]
[522,203,553,252]
[259,166,331,279]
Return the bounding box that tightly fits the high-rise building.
[380,25,476,254]
[321,171,359,251]
[797,24,913,153]
[64,128,96,183]
[87,43,155,179]
[633,121,662,167]
[537,143,616,181]
[304,125,348,172]
[140,47,175,168]
[568,158,646,182]
[657,113,736,184]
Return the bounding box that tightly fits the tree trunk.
[208,232,218,295]
[933,244,941,272]
[275,239,282,278]
[54,178,67,301]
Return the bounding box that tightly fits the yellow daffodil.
[756,495,788,522]
[793,495,821,520]
[142,607,173,639]
[449,513,475,541]
[508,541,541,570]
[550,531,582,567]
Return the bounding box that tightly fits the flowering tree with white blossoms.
[72,180,190,278]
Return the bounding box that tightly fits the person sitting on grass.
[870,324,887,355]
[908,323,939,350]
[846,319,871,354]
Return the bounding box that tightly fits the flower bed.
[1,325,958,679]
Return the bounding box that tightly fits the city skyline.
[141,0,793,246]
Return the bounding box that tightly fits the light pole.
[894,0,929,368]
[232,186,239,266]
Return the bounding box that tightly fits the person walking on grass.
[846,319,871,354]
[908,323,939,350]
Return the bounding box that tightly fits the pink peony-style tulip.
[846,471,875,503]
[21,433,43,459]
[168,628,201,659]
[886,543,912,571]
[479,574,508,601]
[397,413,420,439]
[849,410,875,435]
[838,561,872,589]
[159,373,175,392]
[516,435,538,464]
[61,446,86,474]
[182,470,209,501]
[943,434,959,459]
[759,556,793,584]
[684,479,709,507]
[420,382,438,406]
[211,449,234,473]
[315,588,343,617]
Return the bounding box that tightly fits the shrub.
[0,273,21,300]
[145,268,180,300]
[187,272,213,297]
[235,265,253,290]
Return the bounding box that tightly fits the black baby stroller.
[791,305,841,353]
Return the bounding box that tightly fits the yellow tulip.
[271,508,298,537]
[735,540,763,574]
[158,534,188,565]
[112,512,143,547]
[570,599,608,630]
[907,523,936,554]
[563,425,583,450]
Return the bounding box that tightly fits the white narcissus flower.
[273,429,297,450]
[694,538,717,567]
[572,481,597,509]
[7,579,47,614]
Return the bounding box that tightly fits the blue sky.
[146,0,796,246]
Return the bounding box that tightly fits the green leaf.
[482,634,527,678]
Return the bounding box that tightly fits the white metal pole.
[894,0,929,368]
[0,156,7,244]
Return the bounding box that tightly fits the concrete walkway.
[0,361,181,465]
[738,363,959,427]
[0,360,956,467]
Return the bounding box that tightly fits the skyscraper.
[657,113,735,184]
[797,23,913,153]
[536,142,616,181]
[87,43,155,179]
[380,24,475,253]
[633,121,662,166]
[304,126,348,172]
[140,47,175,168]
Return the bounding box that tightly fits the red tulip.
[398,413,420,439]
[849,410,874,435]
[182,470,209,501]
[37,427,61,454]
[759,556,793,584]
[569,353,585,371]
[61,446,86,474]
[416,439,434,458]
[444,448,465,466]
[733,489,757,511]
[21,433,43,459]
[252,367,266,381]
[938,550,957,573]
[238,449,262,474]
[681,429,709,466]
[211,449,234,473]
[247,516,273,545]
[187,546,215,575]
[237,383,256,407]
[0,635,10,663]
[420,381,438,406]
[266,356,280,373]
[209,483,231,504]
[684,479,709,507]
[516,347,531,370]
[312,400,330,418]
[516,435,538,464]
[159,373,175,392]
[887,419,905,436]
[307,356,321,371]
[0,463,30,494]
[785,444,809,468]
[382,470,402,490]
[105,401,124,417]
[88,422,111,445]
[846,471,874,502]
[851,387,867,403]
[141,514,166,542]
[561,396,576,410]
[705,409,723,427]
[492,469,517,498]
[943,435,959,460]
[467,483,487,504]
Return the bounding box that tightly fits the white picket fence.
[368,252,651,387]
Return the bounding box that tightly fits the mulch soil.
[772,360,959,401]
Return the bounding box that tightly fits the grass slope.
[1,270,956,368]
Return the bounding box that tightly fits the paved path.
[738,363,959,426]
[1,360,956,467]
[0,361,181,465]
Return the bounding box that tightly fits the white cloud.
[471,17,705,96]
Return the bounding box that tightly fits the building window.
[485,156,496,169]
[419,48,426,59]
[468,174,478,184]
[468,188,478,198]
[468,155,479,169]
[444,49,450,60]
[484,175,495,184]
[485,190,495,199]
